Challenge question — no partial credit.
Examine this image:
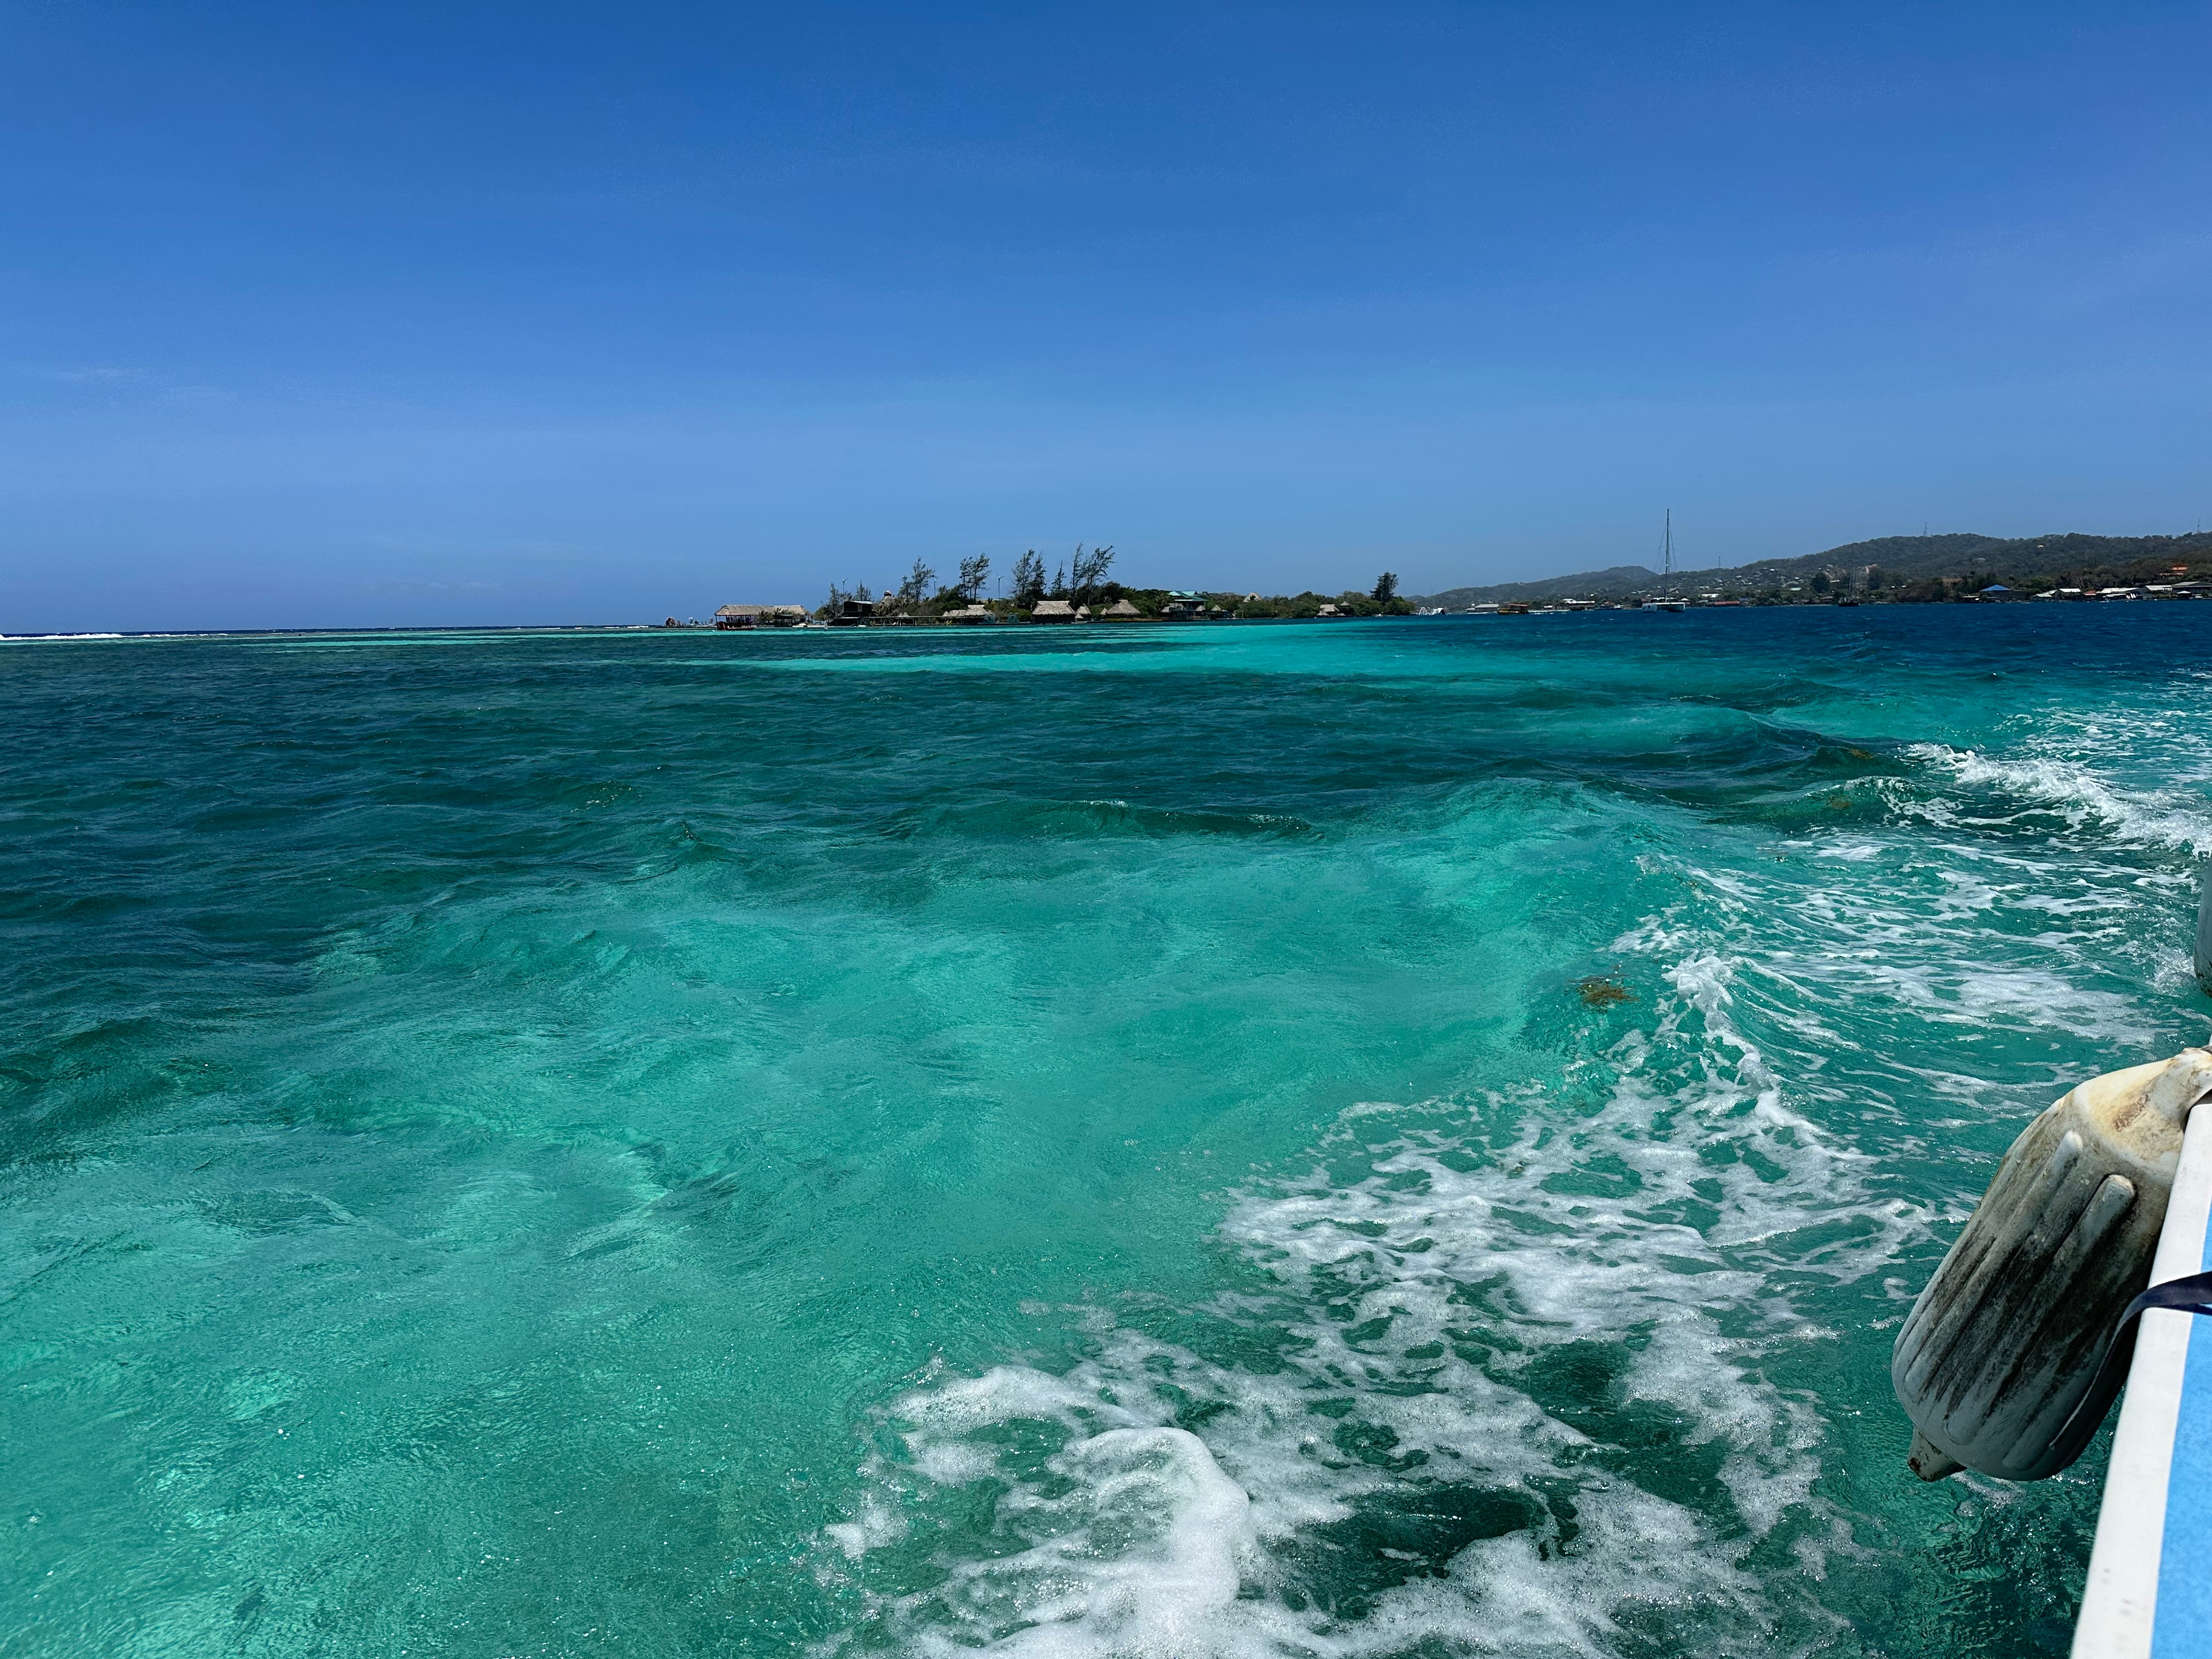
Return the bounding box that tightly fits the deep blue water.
[3,607,2210,1658]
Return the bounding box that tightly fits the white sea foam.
[1853,962,2158,1044]
[899,1425,1262,1659]
[819,933,1902,1657]
[1815,842,1885,862]
[1903,743,2212,855]
[1678,803,2183,1052]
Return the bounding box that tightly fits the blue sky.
[3,2,2209,629]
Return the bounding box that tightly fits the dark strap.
[2058,1270,2212,1450]
[2118,1270,2212,1329]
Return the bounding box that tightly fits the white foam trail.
[819,716,2209,1653]
[1904,743,2212,855]
[901,1426,1261,1659]
[820,945,1894,1656]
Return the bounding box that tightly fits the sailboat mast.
[1663,509,1673,581]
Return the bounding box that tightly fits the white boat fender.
[1892,1048,2212,1482]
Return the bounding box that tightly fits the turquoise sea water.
[4,609,2210,1658]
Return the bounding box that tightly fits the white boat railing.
[2074,1106,2212,1657]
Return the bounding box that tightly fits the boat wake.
[815,948,1915,1657]
[1900,743,2212,857]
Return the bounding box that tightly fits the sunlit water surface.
[5,609,2210,1657]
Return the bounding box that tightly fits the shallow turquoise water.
[3,610,2210,1658]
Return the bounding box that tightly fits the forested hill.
[1410,531,2212,607]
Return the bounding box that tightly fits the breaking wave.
[1901,743,2212,857]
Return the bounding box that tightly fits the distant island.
[693,550,1425,627]
[686,531,2212,628]
[1408,529,2212,608]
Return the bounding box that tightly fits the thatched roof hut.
[1102,599,1142,618]
[1029,599,1078,622]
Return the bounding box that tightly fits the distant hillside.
[1410,531,2212,607]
